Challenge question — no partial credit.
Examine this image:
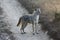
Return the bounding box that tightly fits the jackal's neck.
[33,14,39,21]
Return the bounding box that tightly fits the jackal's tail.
[17,18,22,26]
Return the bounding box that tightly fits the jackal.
[17,8,41,35]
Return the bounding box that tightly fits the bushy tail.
[17,18,21,26]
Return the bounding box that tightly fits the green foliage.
[55,13,60,22]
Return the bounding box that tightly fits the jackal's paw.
[33,33,35,35]
[21,32,26,34]
[36,33,39,34]
[21,32,24,34]
[24,32,26,34]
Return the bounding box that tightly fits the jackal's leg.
[32,23,35,35]
[20,28,26,34]
[20,26,25,34]
[35,23,39,34]
[20,22,27,34]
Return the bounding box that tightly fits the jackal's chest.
[35,15,39,23]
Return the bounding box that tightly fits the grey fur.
[17,8,41,35]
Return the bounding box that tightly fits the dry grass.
[18,0,60,40]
